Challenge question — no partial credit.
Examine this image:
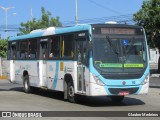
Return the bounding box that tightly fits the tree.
[19,7,62,34]
[0,39,8,58]
[133,0,160,72]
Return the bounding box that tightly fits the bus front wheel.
[23,75,31,93]
[110,96,124,103]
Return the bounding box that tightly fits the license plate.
[119,91,129,96]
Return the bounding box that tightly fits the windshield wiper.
[106,35,119,54]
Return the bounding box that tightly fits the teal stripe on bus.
[8,31,44,41]
[53,61,59,89]
[54,25,91,34]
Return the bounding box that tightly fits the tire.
[110,96,124,103]
[67,81,77,103]
[23,75,31,93]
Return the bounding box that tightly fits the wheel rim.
[69,86,74,97]
[24,80,28,90]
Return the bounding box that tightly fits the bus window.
[9,41,17,60]
[20,41,28,59]
[14,42,20,59]
[7,42,11,60]
[29,39,37,59]
[7,43,11,60]
[49,36,60,59]
[40,42,48,60]
[61,34,74,58]
[11,45,16,59]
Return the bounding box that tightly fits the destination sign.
[101,28,135,35]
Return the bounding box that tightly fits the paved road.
[0,79,160,120]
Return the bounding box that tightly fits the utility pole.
[29,7,33,32]
[0,6,15,38]
[75,0,78,25]
[30,8,33,21]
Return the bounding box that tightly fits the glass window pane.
[20,41,28,59]
[29,39,37,59]
[62,34,74,58]
[49,36,60,59]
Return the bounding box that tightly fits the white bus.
[8,24,149,103]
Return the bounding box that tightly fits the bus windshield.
[92,29,147,73]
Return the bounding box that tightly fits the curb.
[149,85,160,88]
[0,76,8,79]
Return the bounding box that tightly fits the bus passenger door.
[10,44,16,82]
[76,39,87,93]
[39,40,48,87]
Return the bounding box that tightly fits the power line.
[62,14,134,26]
[87,0,122,15]
[0,14,134,31]
[0,24,20,32]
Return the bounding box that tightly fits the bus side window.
[49,36,60,59]
[40,41,48,60]
[29,39,37,59]
[61,34,74,58]
[29,49,36,58]
[20,41,28,59]
[11,46,16,59]
[9,42,17,60]
[8,42,11,60]
[43,51,46,59]
[49,39,54,58]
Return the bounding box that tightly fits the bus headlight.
[93,74,105,86]
[141,74,149,85]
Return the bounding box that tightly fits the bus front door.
[39,41,48,88]
[76,40,87,93]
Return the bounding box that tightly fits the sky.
[0,0,144,39]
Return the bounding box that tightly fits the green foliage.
[19,7,62,34]
[133,0,160,49]
[0,39,8,58]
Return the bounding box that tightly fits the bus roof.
[8,24,91,41]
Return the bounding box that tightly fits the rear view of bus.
[89,24,149,102]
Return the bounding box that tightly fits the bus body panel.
[14,61,40,86]
[13,60,76,91]
[46,61,75,91]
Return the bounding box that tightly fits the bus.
[7,23,149,103]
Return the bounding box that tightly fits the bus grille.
[108,87,139,95]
